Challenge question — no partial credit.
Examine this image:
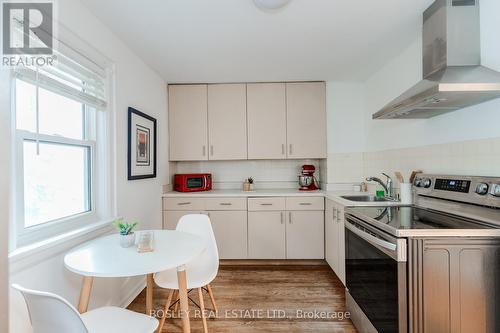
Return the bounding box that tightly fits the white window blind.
[14,51,108,109]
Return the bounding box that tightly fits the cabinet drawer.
[162,197,205,211]
[286,197,324,210]
[248,197,286,211]
[205,197,247,211]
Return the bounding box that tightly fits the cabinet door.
[168,85,208,161]
[325,200,338,271]
[247,83,287,159]
[286,82,326,159]
[163,210,202,230]
[248,211,286,259]
[286,211,324,259]
[208,84,247,160]
[336,204,346,285]
[209,211,247,259]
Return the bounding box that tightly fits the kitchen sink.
[340,195,393,202]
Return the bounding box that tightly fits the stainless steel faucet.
[366,173,394,199]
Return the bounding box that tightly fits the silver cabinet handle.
[210,145,214,156]
[289,144,293,155]
[289,211,292,224]
[281,211,284,224]
[177,202,191,206]
[299,202,312,206]
[220,203,232,206]
[281,144,285,155]
[260,203,273,206]
[333,208,337,222]
[202,146,206,156]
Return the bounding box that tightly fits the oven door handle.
[345,220,397,254]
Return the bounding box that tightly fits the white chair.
[12,284,158,333]
[154,214,219,333]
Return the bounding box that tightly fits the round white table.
[64,230,206,333]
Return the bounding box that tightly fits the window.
[13,50,110,245]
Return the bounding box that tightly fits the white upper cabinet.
[207,84,247,160]
[168,85,208,161]
[247,83,287,160]
[286,82,327,159]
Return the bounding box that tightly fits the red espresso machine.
[298,165,319,191]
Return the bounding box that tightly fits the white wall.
[8,0,168,331]
[363,0,500,152]
[325,0,500,186]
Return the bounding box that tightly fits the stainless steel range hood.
[373,0,500,119]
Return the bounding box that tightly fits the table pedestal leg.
[78,276,94,313]
[177,266,191,333]
[146,273,154,315]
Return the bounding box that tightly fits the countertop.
[162,189,404,207]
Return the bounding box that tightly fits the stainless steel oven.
[344,214,407,333]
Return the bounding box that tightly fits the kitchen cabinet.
[325,198,346,285]
[247,83,287,159]
[168,85,208,161]
[286,211,324,259]
[207,84,247,160]
[162,197,248,259]
[409,238,500,333]
[209,211,248,259]
[286,82,327,159]
[163,210,204,230]
[248,211,286,259]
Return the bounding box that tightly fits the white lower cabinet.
[286,211,324,259]
[248,211,286,259]
[163,210,203,230]
[325,199,345,285]
[209,211,248,259]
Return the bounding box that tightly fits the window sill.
[9,219,114,275]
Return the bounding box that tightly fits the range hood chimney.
[373,0,500,119]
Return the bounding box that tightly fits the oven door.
[345,215,407,333]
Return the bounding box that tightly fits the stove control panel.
[414,174,500,209]
[434,178,471,193]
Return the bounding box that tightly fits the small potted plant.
[243,177,254,192]
[113,218,139,248]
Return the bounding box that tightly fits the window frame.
[12,74,110,247]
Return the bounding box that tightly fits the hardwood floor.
[128,264,358,333]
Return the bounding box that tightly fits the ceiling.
[79,0,433,83]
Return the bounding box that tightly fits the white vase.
[120,232,136,248]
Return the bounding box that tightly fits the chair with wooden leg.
[154,214,219,333]
[12,284,158,333]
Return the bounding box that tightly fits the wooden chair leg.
[157,290,174,333]
[198,288,208,333]
[206,284,218,313]
[173,290,180,313]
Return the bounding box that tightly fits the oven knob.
[414,178,422,187]
[422,178,432,188]
[490,184,500,197]
[475,183,489,195]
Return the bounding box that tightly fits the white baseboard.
[119,277,146,308]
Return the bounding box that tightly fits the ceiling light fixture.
[253,0,291,10]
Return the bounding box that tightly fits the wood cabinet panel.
[168,85,208,161]
[286,82,326,159]
[248,211,286,259]
[208,84,247,160]
[209,211,248,259]
[247,83,287,159]
[286,211,324,259]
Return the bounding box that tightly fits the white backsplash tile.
[327,137,500,189]
[174,159,322,190]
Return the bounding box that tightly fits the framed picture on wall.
[128,107,157,180]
